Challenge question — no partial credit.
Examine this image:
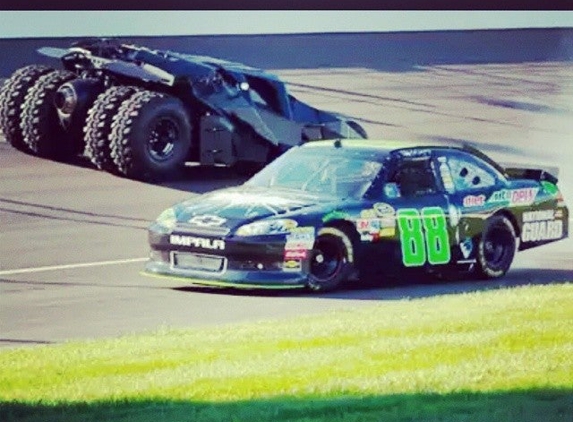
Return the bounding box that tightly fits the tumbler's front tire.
[110,90,192,181]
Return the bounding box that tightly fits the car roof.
[300,139,506,174]
[301,138,466,154]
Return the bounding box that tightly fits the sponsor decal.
[462,194,486,207]
[488,188,539,206]
[170,234,225,250]
[383,182,401,199]
[322,210,349,223]
[522,210,555,222]
[357,218,379,233]
[541,181,559,196]
[511,188,539,205]
[373,203,395,217]
[360,208,377,218]
[188,214,227,227]
[284,249,308,260]
[283,259,302,271]
[357,216,396,241]
[379,227,396,237]
[522,220,563,242]
[438,159,455,193]
[449,204,460,227]
[398,148,431,157]
[460,238,473,259]
[285,227,315,250]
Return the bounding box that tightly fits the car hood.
[174,186,335,231]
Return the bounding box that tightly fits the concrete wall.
[1,28,572,78]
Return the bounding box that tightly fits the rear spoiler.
[501,162,559,184]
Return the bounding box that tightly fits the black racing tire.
[307,227,356,292]
[109,90,192,181]
[474,215,517,279]
[84,85,140,173]
[0,65,54,152]
[20,70,77,159]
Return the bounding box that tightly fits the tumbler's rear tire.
[20,70,77,160]
[0,65,54,152]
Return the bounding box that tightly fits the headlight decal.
[235,219,298,237]
[154,207,178,231]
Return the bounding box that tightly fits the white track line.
[0,258,148,276]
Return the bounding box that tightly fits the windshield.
[247,147,384,199]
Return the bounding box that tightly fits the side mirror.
[383,182,401,199]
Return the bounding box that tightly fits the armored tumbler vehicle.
[0,38,367,180]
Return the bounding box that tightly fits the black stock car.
[145,139,569,292]
[0,38,366,181]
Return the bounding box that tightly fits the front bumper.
[145,229,310,289]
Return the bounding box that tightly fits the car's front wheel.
[307,227,356,292]
[474,215,516,279]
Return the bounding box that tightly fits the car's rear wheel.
[84,85,140,173]
[20,70,77,159]
[307,227,355,292]
[0,64,54,152]
[474,215,516,279]
[109,90,192,181]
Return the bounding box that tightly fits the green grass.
[1,283,572,421]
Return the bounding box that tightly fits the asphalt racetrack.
[1,39,572,347]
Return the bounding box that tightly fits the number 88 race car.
[145,139,569,292]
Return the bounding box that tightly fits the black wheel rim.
[310,237,343,282]
[147,117,178,162]
[483,224,512,268]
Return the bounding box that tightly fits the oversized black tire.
[307,227,357,292]
[0,65,54,152]
[20,70,77,159]
[474,215,517,279]
[109,90,192,181]
[84,85,140,173]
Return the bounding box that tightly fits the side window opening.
[448,155,496,191]
[390,159,438,197]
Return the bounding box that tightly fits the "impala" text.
[170,235,225,250]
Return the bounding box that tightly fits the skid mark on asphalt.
[0,198,150,222]
[0,207,148,229]
[0,198,149,229]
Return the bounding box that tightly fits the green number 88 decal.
[397,207,451,267]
